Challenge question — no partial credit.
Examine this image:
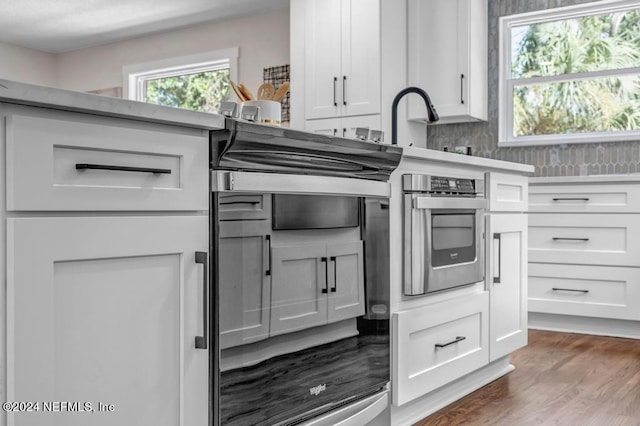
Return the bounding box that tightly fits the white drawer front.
[6,107,208,211]
[529,183,640,213]
[487,172,528,212]
[392,292,488,406]
[529,214,640,267]
[529,263,640,321]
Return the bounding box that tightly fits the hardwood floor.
[415,330,640,425]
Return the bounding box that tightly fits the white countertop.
[401,146,535,175]
[0,78,226,130]
[530,174,640,184]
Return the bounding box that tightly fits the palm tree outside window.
[499,1,640,146]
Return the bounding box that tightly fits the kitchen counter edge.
[530,174,640,184]
[0,78,226,130]
[401,146,534,175]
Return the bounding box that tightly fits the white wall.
[56,7,290,96]
[0,42,57,87]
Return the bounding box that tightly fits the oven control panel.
[403,174,478,195]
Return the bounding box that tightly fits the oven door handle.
[413,197,488,210]
[212,170,390,198]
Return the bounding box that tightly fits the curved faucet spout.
[391,86,439,145]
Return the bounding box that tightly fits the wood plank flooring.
[415,330,640,425]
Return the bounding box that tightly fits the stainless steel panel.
[272,194,359,230]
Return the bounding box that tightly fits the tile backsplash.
[426,0,640,177]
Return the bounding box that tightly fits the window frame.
[498,0,640,147]
[123,47,239,108]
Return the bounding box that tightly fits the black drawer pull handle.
[195,251,208,350]
[76,163,171,174]
[552,287,589,293]
[435,336,466,349]
[552,198,590,201]
[321,257,329,294]
[330,256,337,292]
[219,201,261,206]
[552,237,589,242]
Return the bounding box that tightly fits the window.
[124,48,238,113]
[499,1,640,146]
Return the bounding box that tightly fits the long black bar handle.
[552,197,590,202]
[195,251,208,350]
[321,257,329,293]
[330,256,337,292]
[333,77,338,107]
[76,163,171,174]
[552,287,589,293]
[343,76,347,106]
[265,235,271,277]
[493,233,501,284]
[460,74,465,104]
[435,336,466,349]
[552,237,590,242]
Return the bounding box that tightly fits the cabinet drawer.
[6,107,208,211]
[392,292,489,406]
[218,193,271,221]
[487,172,528,212]
[529,183,640,213]
[529,214,640,267]
[529,263,640,321]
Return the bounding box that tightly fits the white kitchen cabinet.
[392,291,489,406]
[270,241,364,335]
[528,178,640,337]
[486,213,528,362]
[407,0,487,124]
[304,114,381,139]
[218,221,271,349]
[6,216,208,426]
[290,0,380,129]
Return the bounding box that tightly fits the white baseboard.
[390,356,514,426]
[529,312,640,339]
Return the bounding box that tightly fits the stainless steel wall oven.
[209,120,402,425]
[403,174,487,296]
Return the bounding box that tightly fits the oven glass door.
[213,172,391,426]
[431,209,477,267]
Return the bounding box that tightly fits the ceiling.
[0,0,289,53]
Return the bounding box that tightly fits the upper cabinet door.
[304,0,342,119]
[340,0,381,117]
[408,0,487,124]
[302,0,381,120]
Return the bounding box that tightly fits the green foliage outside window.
[144,69,231,113]
[511,9,640,138]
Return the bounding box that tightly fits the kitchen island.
[1,78,535,426]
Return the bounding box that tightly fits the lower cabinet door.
[392,292,489,406]
[487,213,528,362]
[7,216,208,426]
[327,241,365,322]
[218,221,271,349]
[270,244,328,335]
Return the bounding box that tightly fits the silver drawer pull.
[435,336,466,349]
[552,197,589,201]
[552,237,589,242]
[552,287,589,294]
[76,163,171,174]
[195,252,208,350]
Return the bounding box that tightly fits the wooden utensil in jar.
[257,83,275,100]
[230,81,246,102]
[272,81,290,102]
[239,83,254,101]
